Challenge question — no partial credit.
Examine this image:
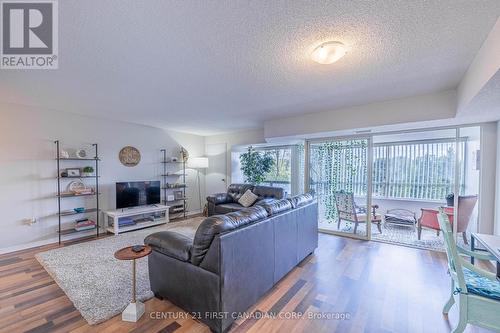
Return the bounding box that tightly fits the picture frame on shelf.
[66,168,80,177]
[174,190,183,200]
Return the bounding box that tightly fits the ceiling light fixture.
[311,41,347,64]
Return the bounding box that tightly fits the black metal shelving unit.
[161,148,187,221]
[55,140,100,244]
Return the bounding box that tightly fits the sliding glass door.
[371,129,459,247]
[308,137,372,239]
[305,125,483,247]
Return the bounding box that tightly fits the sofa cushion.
[288,193,314,208]
[191,205,268,265]
[145,231,194,262]
[256,198,292,216]
[238,189,259,207]
[227,184,254,202]
[206,192,231,204]
[215,202,244,214]
[255,197,277,205]
[253,185,284,200]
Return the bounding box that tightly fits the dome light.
[311,41,347,64]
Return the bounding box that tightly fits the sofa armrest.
[207,193,231,204]
[145,231,193,262]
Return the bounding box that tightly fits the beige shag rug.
[36,217,203,325]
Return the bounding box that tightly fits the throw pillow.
[238,189,259,208]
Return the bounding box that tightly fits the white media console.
[104,205,169,235]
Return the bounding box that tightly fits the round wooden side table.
[114,245,152,322]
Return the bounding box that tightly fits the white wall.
[0,103,204,253]
[264,90,457,140]
[479,123,497,234]
[496,121,500,235]
[204,129,265,186]
[457,17,500,112]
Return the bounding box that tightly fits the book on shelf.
[76,220,95,226]
[113,217,136,227]
[75,224,96,231]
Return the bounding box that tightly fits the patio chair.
[437,209,500,333]
[334,191,382,234]
[418,195,477,244]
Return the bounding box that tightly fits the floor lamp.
[188,157,209,212]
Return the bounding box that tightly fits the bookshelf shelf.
[57,193,99,198]
[56,158,100,161]
[160,149,187,220]
[55,140,100,244]
[59,226,97,235]
[59,208,99,216]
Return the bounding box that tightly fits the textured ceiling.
[1,1,499,135]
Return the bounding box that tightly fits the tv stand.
[105,205,169,235]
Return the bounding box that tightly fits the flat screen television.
[116,181,161,209]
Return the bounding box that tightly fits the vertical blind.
[310,139,466,201]
[372,140,465,200]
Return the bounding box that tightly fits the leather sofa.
[206,183,285,216]
[145,193,317,333]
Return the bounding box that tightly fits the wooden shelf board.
[58,193,99,198]
[59,226,97,235]
[56,158,100,161]
[164,198,187,203]
[60,208,98,216]
[58,176,99,179]
[107,219,167,234]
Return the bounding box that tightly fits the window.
[372,139,465,200]
[233,144,304,196]
[310,138,465,201]
[261,147,292,192]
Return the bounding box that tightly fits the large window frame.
[371,138,467,202]
[235,143,305,196]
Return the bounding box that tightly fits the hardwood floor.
[0,234,495,333]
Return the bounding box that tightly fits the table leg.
[122,258,144,322]
[470,235,475,265]
[132,258,136,303]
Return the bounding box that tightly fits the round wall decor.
[119,146,141,167]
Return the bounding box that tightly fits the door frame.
[306,134,373,241]
[205,143,228,195]
[305,123,489,242]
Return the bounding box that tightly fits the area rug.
[36,217,204,325]
[321,220,468,251]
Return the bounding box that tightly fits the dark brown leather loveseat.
[206,183,285,216]
[145,193,317,332]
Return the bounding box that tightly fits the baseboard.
[0,228,102,255]
[0,212,204,255]
[0,238,56,255]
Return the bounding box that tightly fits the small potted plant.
[446,193,454,207]
[82,166,94,177]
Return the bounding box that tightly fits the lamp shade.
[188,157,209,169]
